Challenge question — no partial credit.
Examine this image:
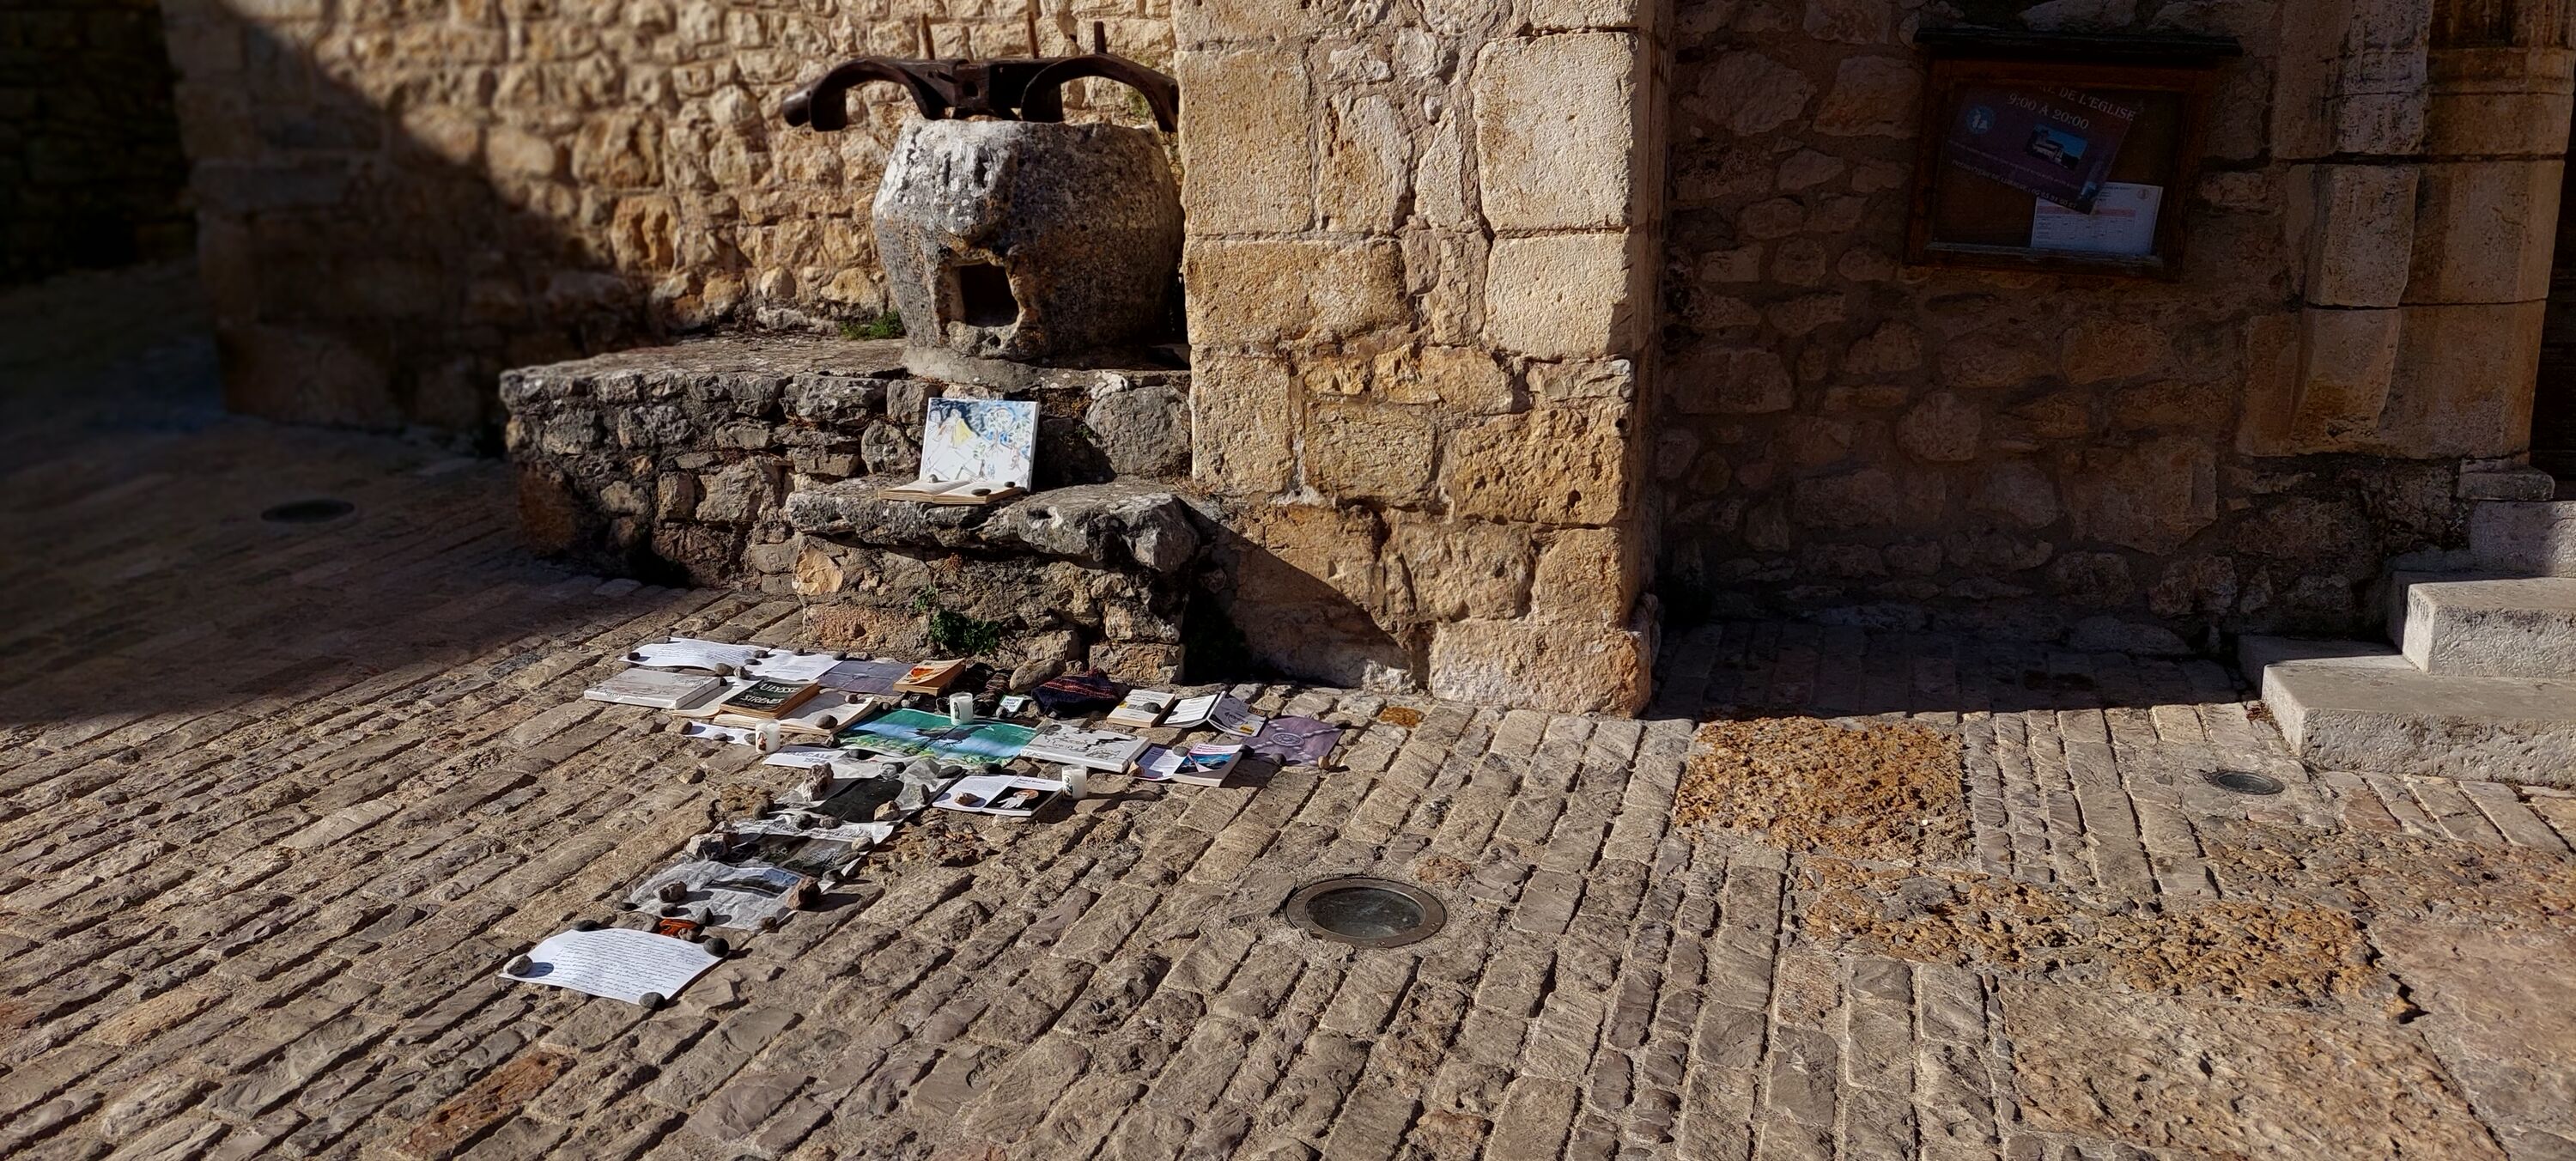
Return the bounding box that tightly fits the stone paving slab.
[3,267,2573,1160]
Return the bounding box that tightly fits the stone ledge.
[785,478,1206,575]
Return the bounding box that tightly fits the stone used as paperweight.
[874,119,1182,374]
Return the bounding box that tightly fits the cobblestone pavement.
[3,268,2573,1160]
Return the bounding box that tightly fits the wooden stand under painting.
[880,397,1039,506]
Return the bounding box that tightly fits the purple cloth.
[1247,715,1342,765]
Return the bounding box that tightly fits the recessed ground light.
[262,498,355,524]
[1284,877,1445,948]
[2203,769,2285,796]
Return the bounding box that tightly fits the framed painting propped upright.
[1905,28,2240,279]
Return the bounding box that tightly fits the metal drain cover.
[2204,769,2285,796]
[262,498,355,525]
[1285,877,1445,948]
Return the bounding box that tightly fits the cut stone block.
[2240,635,2576,787]
[2390,573,2576,678]
[2470,500,2576,576]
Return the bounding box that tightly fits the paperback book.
[893,659,970,695]
[836,708,1035,766]
[1165,692,1265,739]
[1021,723,1151,772]
[933,774,1064,818]
[1134,742,1246,787]
[717,679,821,720]
[1104,689,1176,728]
[584,669,725,710]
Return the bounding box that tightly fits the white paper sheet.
[627,638,770,672]
[760,745,845,770]
[680,720,762,746]
[744,650,844,683]
[2029,182,2162,256]
[501,927,719,1006]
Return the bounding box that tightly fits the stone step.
[2240,635,2576,787]
[2469,500,2576,575]
[2387,572,2576,678]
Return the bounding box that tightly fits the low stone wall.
[0,0,191,284]
[501,336,1200,683]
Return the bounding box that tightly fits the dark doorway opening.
[950,261,1020,328]
[2530,155,2576,489]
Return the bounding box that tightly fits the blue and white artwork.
[919,398,1037,489]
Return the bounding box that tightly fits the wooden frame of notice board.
[1905,28,2241,280]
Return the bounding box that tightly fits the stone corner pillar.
[1176,5,1668,715]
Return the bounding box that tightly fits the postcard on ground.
[503,927,718,1006]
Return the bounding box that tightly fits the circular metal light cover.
[1284,877,1446,949]
[2203,769,2285,796]
[262,498,355,525]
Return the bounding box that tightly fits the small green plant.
[840,310,905,341]
[914,586,1008,658]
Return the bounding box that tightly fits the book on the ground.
[585,668,725,710]
[893,659,969,695]
[934,774,1064,818]
[720,693,872,737]
[1248,715,1345,766]
[1134,742,1245,787]
[1105,689,1176,728]
[819,659,909,695]
[1020,723,1150,772]
[835,708,1035,766]
[717,679,820,720]
[1165,692,1265,738]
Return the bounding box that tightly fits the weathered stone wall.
[0,0,191,285]
[156,0,1170,430]
[1175,1,1670,714]
[1655,0,2572,649]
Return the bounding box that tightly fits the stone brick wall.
[0,0,191,285]
[1173,1,1671,714]
[1653,0,2568,649]
[156,0,1169,430]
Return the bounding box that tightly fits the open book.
[880,397,1037,507]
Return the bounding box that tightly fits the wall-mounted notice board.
[1906,28,2240,279]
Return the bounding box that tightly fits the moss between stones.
[1674,716,1969,864]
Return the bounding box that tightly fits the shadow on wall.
[0,0,194,286]
[162,1,1171,440]
[173,11,656,439]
